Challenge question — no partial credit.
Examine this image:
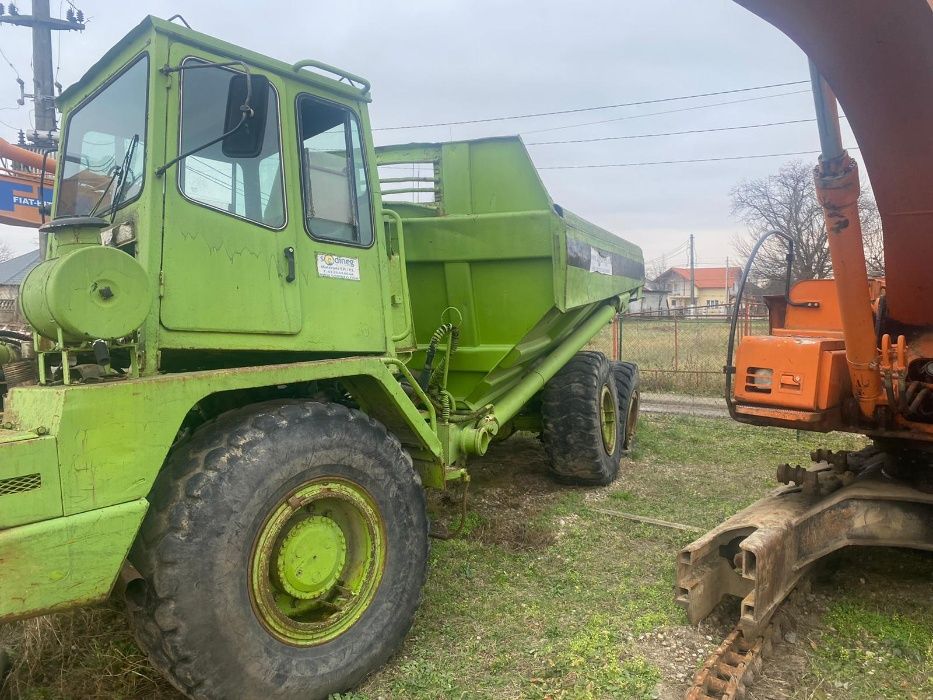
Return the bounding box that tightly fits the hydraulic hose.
[725,230,801,418]
[418,322,459,391]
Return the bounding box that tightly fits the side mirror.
[222,73,270,158]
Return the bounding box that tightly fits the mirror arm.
[155,113,248,178]
[155,60,255,178]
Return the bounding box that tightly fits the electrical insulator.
[0,5,5,17]
[8,3,18,15]
[75,8,84,23]
[66,7,75,21]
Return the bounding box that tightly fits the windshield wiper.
[89,133,140,221]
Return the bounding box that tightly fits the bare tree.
[645,256,669,285]
[859,193,886,277]
[732,160,883,292]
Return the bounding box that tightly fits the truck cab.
[52,16,405,372]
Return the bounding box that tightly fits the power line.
[374,79,809,131]
[0,45,22,80]
[644,239,690,267]
[536,148,864,170]
[644,243,691,272]
[525,117,835,146]
[522,89,811,135]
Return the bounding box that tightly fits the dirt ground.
[1,414,930,700]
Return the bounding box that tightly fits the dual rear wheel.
[542,351,640,485]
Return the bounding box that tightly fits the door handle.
[284,247,296,282]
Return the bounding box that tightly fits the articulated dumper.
[0,17,643,699]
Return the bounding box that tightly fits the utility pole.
[0,1,85,147]
[689,233,696,313]
[725,256,730,308]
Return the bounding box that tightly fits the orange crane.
[679,2,933,693]
[0,135,55,227]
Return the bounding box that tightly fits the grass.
[802,548,933,700]
[1,415,928,700]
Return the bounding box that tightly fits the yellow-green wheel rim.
[599,384,619,455]
[249,477,386,646]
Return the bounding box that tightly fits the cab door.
[159,46,301,335]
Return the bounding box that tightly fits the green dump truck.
[0,17,644,699]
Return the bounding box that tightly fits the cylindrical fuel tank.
[21,244,150,342]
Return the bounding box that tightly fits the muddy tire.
[126,401,428,700]
[541,351,623,485]
[610,360,640,453]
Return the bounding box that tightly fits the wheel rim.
[598,383,619,454]
[249,477,386,646]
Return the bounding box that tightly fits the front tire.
[126,401,428,700]
[541,351,624,485]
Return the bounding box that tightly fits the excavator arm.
[735,0,933,334]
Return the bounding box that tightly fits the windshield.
[57,54,149,218]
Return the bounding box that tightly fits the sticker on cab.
[317,253,361,281]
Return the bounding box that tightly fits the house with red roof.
[652,266,742,314]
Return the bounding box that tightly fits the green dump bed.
[376,137,644,411]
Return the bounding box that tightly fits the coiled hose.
[418,323,460,391]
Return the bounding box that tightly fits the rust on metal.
[686,627,765,700]
[676,446,933,638]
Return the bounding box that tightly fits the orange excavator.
[0,135,55,227]
[678,1,933,692]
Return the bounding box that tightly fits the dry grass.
[0,603,176,699]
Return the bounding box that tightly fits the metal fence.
[590,303,768,413]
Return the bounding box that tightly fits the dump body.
[378,138,643,410]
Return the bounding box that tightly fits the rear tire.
[541,351,624,485]
[610,360,640,453]
[126,401,428,700]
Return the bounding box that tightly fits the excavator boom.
[736,0,933,332]
[0,136,55,228]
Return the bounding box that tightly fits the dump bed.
[377,137,644,410]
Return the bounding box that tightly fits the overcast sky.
[0,0,860,269]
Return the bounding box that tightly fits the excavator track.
[685,624,767,700]
[685,590,800,700]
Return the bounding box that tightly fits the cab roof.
[58,15,372,106]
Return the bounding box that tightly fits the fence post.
[613,313,620,361]
[673,316,679,371]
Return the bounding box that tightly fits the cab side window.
[178,59,285,228]
[297,95,373,246]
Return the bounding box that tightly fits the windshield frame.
[55,51,150,220]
